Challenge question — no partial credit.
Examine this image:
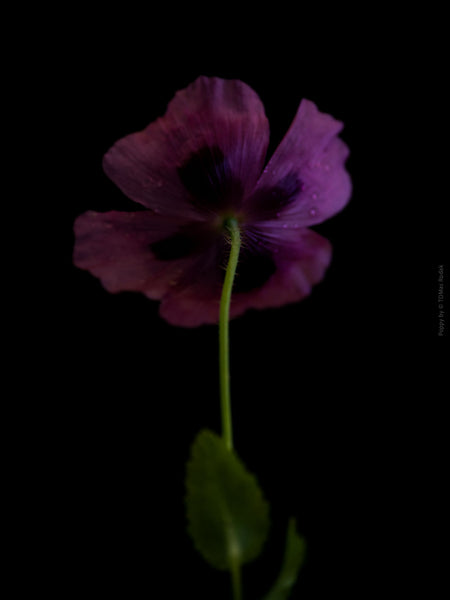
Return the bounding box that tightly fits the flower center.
[177,145,244,213]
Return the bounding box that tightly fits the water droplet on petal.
[309,208,317,217]
[312,193,318,200]
[282,223,288,229]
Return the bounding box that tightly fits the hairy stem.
[219,217,241,453]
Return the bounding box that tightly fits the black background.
[39,6,446,599]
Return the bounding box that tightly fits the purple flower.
[74,77,351,327]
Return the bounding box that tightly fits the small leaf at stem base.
[262,519,306,600]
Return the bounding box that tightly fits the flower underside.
[74,76,352,326]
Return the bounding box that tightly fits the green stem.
[219,218,242,600]
[230,556,242,600]
[219,217,241,453]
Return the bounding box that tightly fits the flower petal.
[158,254,224,327]
[103,76,269,218]
[73,210,209,298]
[244,99,351,228]
[230,229,332,317]
[158,229,332,327]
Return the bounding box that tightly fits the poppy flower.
[74,76,351,327]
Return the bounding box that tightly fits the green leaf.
[185,429,270,571]
[262,519,306,600]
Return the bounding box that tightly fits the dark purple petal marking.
[245,172,303,220]
[150,233,197,261]
[177,146,243,211]
[268,172,302,209]
[233,251,277,293]
[217,242,276,294]
[150,221,218,262]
